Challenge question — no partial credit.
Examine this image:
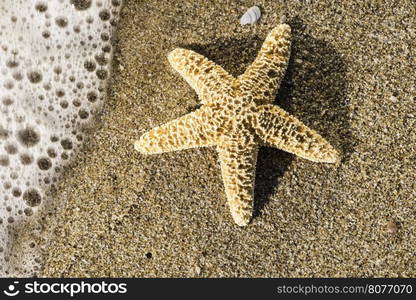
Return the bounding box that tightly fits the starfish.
[134,24,339,226]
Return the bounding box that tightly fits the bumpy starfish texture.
[134,24,339,226]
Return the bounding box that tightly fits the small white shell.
[240,6,261,25]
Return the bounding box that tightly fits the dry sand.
[39,0,415,277]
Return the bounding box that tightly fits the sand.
[39,0,415,277]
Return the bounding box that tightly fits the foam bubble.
[99,9,111,21]
[23,189,42,207]
[12,188,22,198]
[3,97,14,106]
[4,144,18,155]
[6,59,19,68]
[0,156,10,167]
[27,71,43,84]
[17,127,40,147]
[55,17,68,28]
[37,157,52,170]
[84,60,96,72]
[60,138,73,150]
[96,68,108,80]
[70,0,92,11]
[0,127,9,139]
[19,153,33,165]
[34,2,48,13]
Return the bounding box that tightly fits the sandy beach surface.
[40,0,415,277]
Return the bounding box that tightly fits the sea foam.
[0,0,122,276]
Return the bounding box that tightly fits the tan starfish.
[134,24,339,226]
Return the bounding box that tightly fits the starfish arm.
[253,105,339,163]
[238,24,291,105]
[168,48,235,104]
[217,135,258,226]
[134,107,219,154]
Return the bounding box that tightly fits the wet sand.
[41,0,416,277]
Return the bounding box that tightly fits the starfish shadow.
[285,17,354,162]
[184,18,353,221]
